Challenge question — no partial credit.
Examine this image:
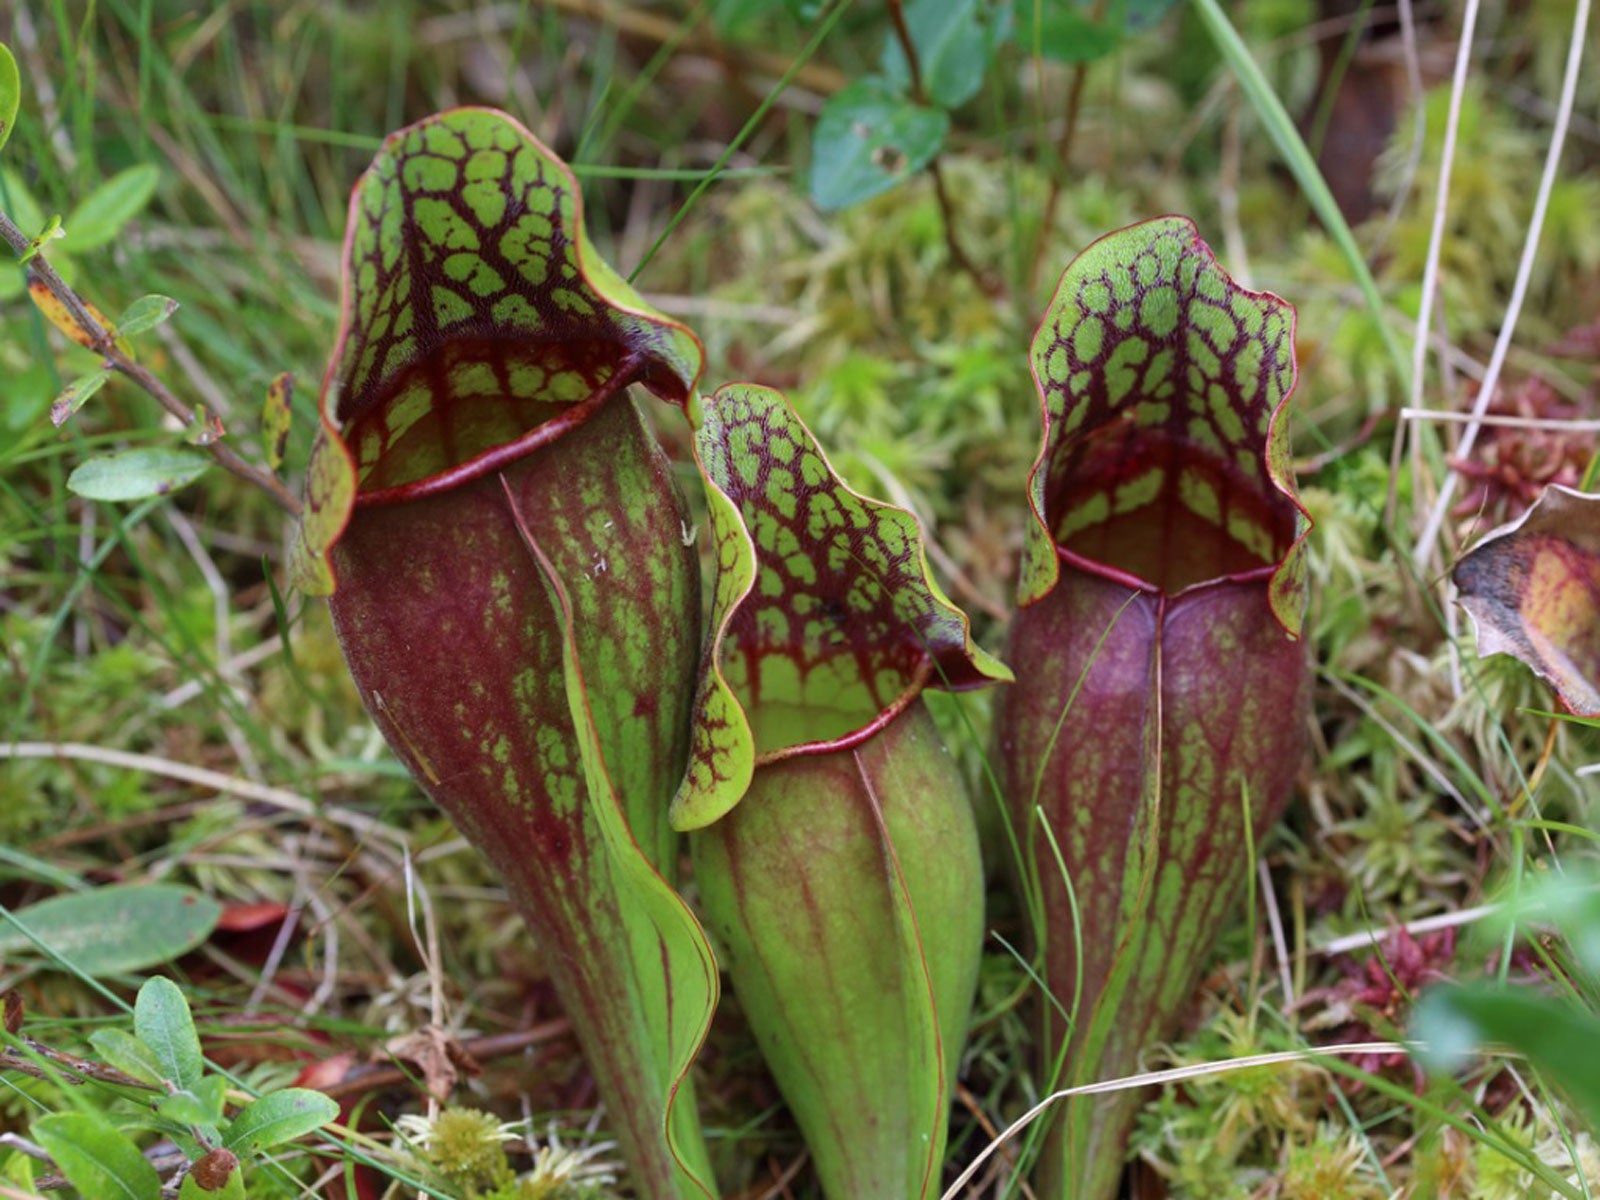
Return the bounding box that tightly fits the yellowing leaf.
[261,372,292,471]
[29,275,113,351]
[1454,484,1600,717]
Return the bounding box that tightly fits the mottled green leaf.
[50,367,113,426]
[674,384,1009,830]
[59,163,159,253]
[1453,484,1600,717]
[31,1113,162,1200]
[0,883,221,975]
[114,293,179,337]
[808,79,949,212]
[1028,7,1121,63]
[883,0,1013,109]
[291,107,701,595]
[0,43,19,155]
[67,447,211,501]
[134,977,204,1090]
[260,372,292,471]
[1021,216,1309,634]
[221,1089,338,1154]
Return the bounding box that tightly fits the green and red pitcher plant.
[294,107,1311,1200]
[995,217,1312,1200]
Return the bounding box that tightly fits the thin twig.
[0,210,302,518]
[884,0,989,294]
[1410,0,1593,569]
[1390,0,1481,531]
[1025,2,1099,299]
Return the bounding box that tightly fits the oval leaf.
[60,163,159,253]
[1453,484,1600,716]
[0,42,18,155]
[87,1027,168,1085]
[220,1089,338,1155]
[135,977,204,1090]
[114,293,180,337]
[31,1112,162,1200]
[0,883,222,976]
[808,78,949,211]
[882,0,1013,109]
[68,446,211,502]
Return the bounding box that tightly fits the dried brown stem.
[0,209,302,518]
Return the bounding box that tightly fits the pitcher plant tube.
[291,108,718,1199]
[994,217,1312,1200]
[672,384,1011,1200]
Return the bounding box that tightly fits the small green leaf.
[0,43,19,155]
[0,882,222,976]
[1029,7,1121,63]
[67,446,212,502]
[260,372,292,471]
[1414,982,1600,1130]
[21,213,63,262]
[882,0,1012,109]
[157,1077,226,1136]
[31,1112,163,1200]
[809,78,949,211]
[114,293,180,337]
[49,367,113,427]
[221,1088,338,1155]
[134,977,204,1090]
[87,1027,167,1085]
[59,163,160,253]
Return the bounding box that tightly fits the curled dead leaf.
[1453,484,1600,716]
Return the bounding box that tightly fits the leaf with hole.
[67,446,212,501]
[59,163,159,253]
[0,883,221,976]
[1453,484,1600,717]
[30,1112,162,1200]
[808,78,949,211]
[882,0,1013,109]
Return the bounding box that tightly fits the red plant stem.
[0,209,303,518]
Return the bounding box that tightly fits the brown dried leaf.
[1453,484,1600,716]
[381,1024,482,1103]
